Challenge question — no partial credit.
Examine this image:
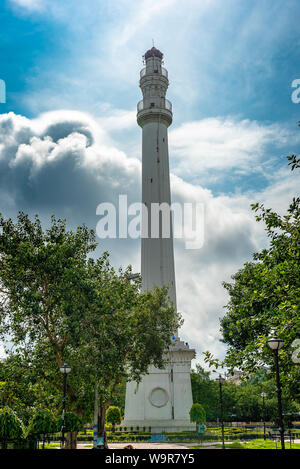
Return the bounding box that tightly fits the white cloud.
[169,117,300,181]
[97,109,137,132]
[0,110,299,367]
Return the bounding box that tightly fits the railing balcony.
[164,98,172,111]
[140,67,168,79]
[137,99,172,113]
[137,100,144,112]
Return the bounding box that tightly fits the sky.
[0,0,300,365]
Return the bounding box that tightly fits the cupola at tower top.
[144,47,163,60]
[137,46,172,128]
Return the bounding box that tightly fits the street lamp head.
[59,362,71,374]
[126,273,141,281]
[261,392,267,398]
[212,370,225,383]
[267,334,284,351]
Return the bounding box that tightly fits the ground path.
[76,442,218,450]
[73,438,300,450]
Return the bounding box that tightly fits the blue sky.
[1,0,300,121]
[0,0,300,363]
[1,0,300,195]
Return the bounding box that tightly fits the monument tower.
[123,47,195,433]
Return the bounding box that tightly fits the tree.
[64,412,81,449]
[79,263,181,447]
[27,409,58,449]
[0,353,41,425]
[205,152,300,401]
[109,378,126,415]
[189,403,206,427]
[0,407,24,449]
[191,367,300,424]
[106,406,121,431]
[191,366,238,422]
[191,365,219,421]
[0,212,181,448]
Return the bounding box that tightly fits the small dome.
[144,47,163,60]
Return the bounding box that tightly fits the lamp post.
[213,371,225,449]
[267,333,285,450]
[126,273,141,281]
[261,392,267,440]
[59,362,71,449]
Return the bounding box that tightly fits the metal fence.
[0,439,37,450]
[140,67,168,78]
[137,99,172,113]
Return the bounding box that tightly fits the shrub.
[189,404,206,425]
[106,406,121,432]
[28,409,57,437]
[0,407,24,443]
[64,412,81,432]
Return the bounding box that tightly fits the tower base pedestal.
[121,419,195,434]
[123,340,195,433]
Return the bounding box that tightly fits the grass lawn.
[191,439,300,450]
[241,439,300,450]
[38,442,61,449]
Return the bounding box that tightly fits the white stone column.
[123,47,195,433]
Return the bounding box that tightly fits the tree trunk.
[66,431,78,449]
[98,403,108,449]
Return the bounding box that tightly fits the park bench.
[268,430,295,448]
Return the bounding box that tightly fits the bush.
[106,406,121,431]
[0,407,24,442]
[64,412,81,433]
[28,409,58,437]
[189,404,206,425]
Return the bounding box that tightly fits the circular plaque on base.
[149,387,169,408]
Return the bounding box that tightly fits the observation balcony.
[140,67,168,79]
[137,99,172,113]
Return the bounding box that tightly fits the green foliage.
[205,153,300,400]
[0,407,24,440]
[106,406,121,427]
[191,366,299,423]
[189,403,206,424]
[64,412,81,432]
[191,365,219,420]
[27,409,58,436]
[232,439,300,450]
[109,378,126,414]
[0,212,181,445]
[0,354,47,425]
